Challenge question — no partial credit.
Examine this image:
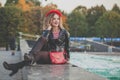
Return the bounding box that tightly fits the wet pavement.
[0,50,107,80]
[27,64,107,80]
[0,51,27,80]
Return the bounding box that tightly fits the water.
[70,52,120,80]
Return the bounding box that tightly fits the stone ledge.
[26,64,107,80]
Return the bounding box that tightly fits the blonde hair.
[43,13,64,30]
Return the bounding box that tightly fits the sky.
[0,0,120,13]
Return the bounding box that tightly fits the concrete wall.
[85,40,120,52]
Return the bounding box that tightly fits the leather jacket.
[42,28,70,59]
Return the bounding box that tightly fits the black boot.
[3,61,27,76]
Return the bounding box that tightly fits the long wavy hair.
[43,13,64,30]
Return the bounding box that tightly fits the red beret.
[46,9,62,17]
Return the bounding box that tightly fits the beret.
[46,9,62,17]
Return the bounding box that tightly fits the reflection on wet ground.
[27,64,106,80]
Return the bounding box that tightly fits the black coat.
[41,29,70,59]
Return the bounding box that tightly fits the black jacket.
[42,29,70,59]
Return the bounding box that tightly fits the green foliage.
[0,6,24,46]
[86,5,106,36]
[26,0,40,6]
[67,6,88,37]
[21,7,42,35]
[95,11,120,38]
[73,6,87,15]
[112,4,120,14]
[5,0,18,6]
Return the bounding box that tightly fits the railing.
[18,32,40,60]
[18,32,40,40]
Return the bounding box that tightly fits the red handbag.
[49,51,67,64]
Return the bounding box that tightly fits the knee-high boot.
[3,61,29,76]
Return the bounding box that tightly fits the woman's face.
[50,14,60,27]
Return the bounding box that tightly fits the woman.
[3,9,70,76]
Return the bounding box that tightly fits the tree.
[73,6,87,15]
[86,5,106,36]
[112,4,120,14]
[5,0,18,6]
[5,0,40,11]
[16,0,32,11]
[26,0,40,6]
[67,6,88,37]
[21,7,42,35]
[95,11,120,38]
[0,6,24,48]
